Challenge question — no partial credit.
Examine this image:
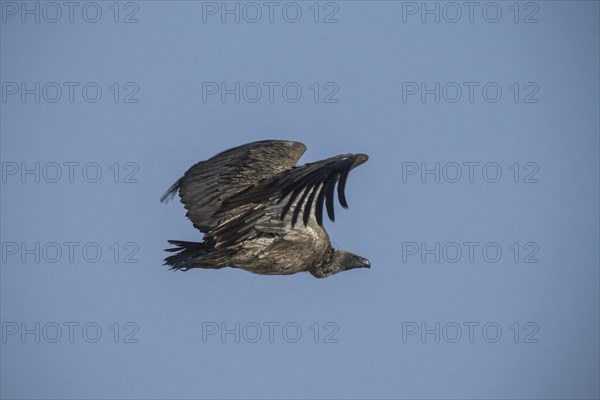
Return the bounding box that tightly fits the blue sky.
[1,1,599,399]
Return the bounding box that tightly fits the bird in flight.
[160,140,370,278]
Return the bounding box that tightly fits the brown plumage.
[160,140,370,278]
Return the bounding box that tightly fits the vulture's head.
[310,250,371,278]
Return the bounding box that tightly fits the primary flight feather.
[161,140,370,278]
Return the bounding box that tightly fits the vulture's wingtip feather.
[354,153,369,166]
[160,179,181,203]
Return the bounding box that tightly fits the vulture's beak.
[360,257,371,269]
[348,256,371,270]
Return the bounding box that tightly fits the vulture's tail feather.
[164,240,227,271]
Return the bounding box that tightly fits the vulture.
[160,140,370,278]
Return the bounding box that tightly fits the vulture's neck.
[310,247,341,278]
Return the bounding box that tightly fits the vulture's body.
[161,140,369,278]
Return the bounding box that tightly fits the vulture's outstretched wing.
[160,140,306,232]
[223,153,369,227]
